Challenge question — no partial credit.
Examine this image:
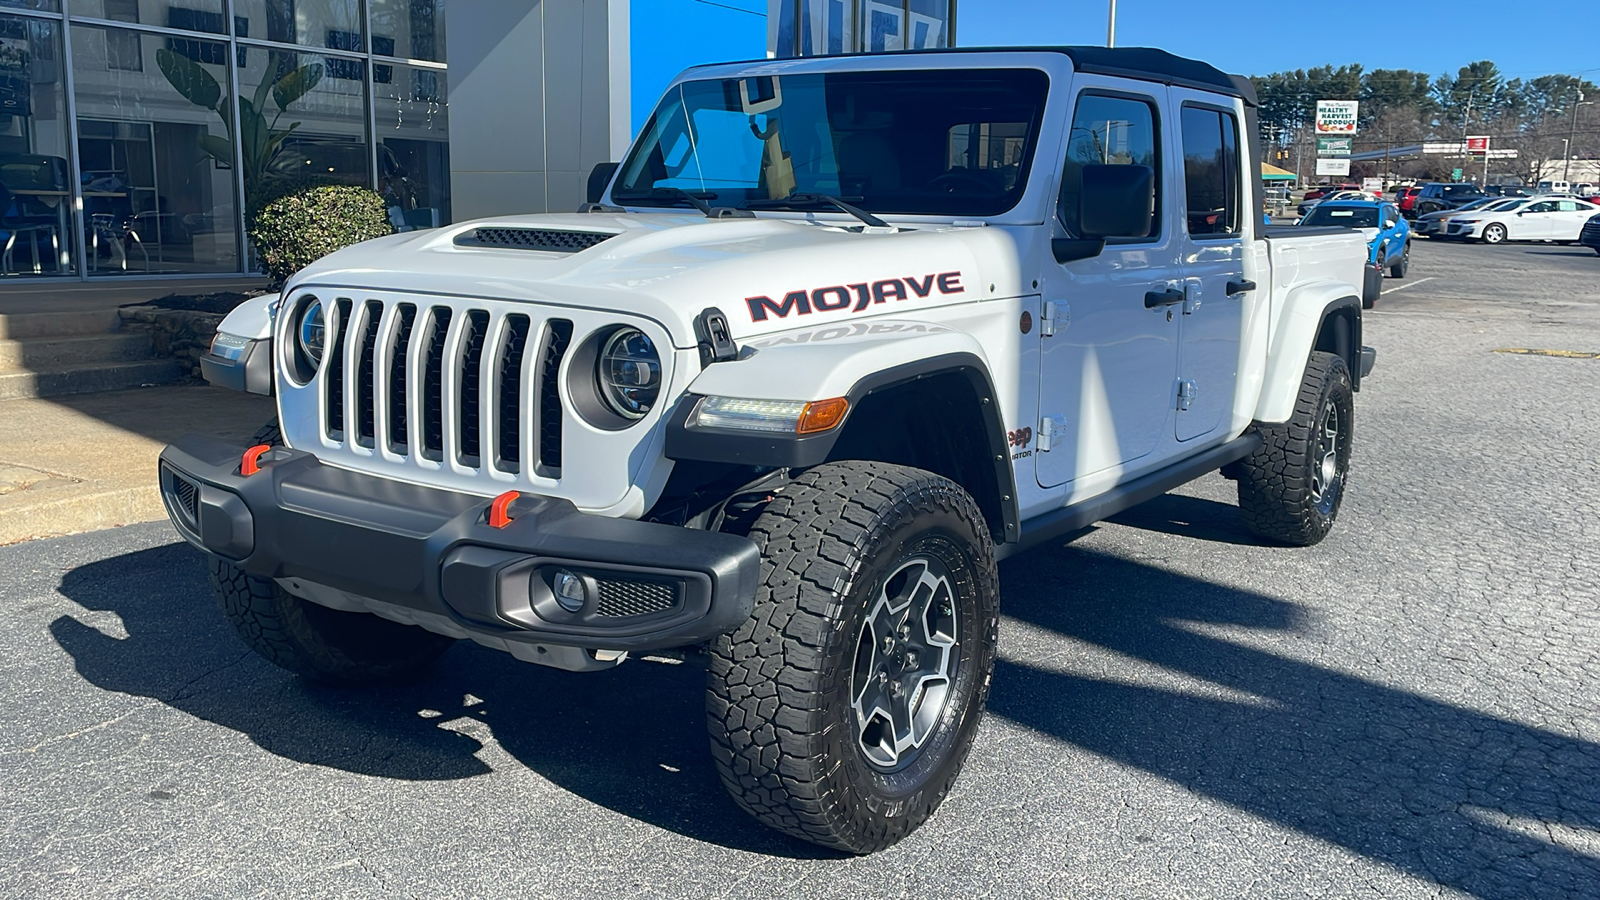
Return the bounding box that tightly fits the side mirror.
[586,162,620,203]
[1054,164,1155,264]
[1383,219,1396,229]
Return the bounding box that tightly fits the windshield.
[1302,206,1380,228]
[614,68,1051,217]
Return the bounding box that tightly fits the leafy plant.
[155,49,323,219]
[247,185,393,288]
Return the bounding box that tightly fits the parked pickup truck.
[168,47,1375,854]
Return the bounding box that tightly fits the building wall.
[445,0,629,220]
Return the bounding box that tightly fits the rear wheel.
[210,558,455,685]
[1482,223,1508,244]
[1235,352,1354,546]
[706,461,1000,854]
[1389,241,1410,278]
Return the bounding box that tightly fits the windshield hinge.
[694,307,739,366]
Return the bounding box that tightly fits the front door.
[1514,200,1559,239]
[1035,82,1181,491]
[1170,93,1246,443]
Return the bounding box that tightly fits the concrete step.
[0,333,155,368]
[0,359,184,402]
[0,310,122,340]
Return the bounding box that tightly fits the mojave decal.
[745,271,965,322]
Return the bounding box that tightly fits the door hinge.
[1041,302,1067,337]
[1037,414,1067,451]
[1182,282,1202,315]
[1176,379,1198,411]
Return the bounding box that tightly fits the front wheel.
[706,462,1000,854]
[210,558,455,684]
[1235,352,1355,546]
[1482,223,1508,244]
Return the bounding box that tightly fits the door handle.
[1144,288,1185,308]
[1226,279,1257,296]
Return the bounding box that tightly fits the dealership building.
[0,0,952,284]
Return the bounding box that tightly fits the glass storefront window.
[73,1,228,34]
[374,61,447,229]
[907,0,948,49]
[71,22,240,274]
[233,0,362,50]
[369,0,444,62]
[236,46,369,219]
[0,14,71,276]
[0,2,59,13]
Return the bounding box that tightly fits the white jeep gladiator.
[164,47,1374,853]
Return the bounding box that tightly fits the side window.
[1558,200,1578,212]
[1180,106,1241,236]
[1057,93,1160,239]
[1528,201,1556,213]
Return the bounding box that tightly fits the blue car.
[1298,199,1410,307]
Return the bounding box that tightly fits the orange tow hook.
[240,444,272,476]
[488,490,521,528]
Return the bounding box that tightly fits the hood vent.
[458,227,616,253]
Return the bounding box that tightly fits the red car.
[1395,186,1422,214]
[1303,182,1359,202]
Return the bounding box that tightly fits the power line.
[689,0,767,16]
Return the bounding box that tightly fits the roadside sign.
[1316,158,1352,176]
[1466,135,1490,153]
[1362,177,1383,193]
[1315,100,1359,134]
[1452,167,1464,181]
[1316,136,1353,156]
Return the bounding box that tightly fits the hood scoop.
[457,227,617,253]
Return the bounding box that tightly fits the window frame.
[1177,100,1244,240]
[1055,87,1164,245]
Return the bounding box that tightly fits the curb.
[0,484,167,546]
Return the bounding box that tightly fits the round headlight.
[596,328,660,419]
[296,299,325,367]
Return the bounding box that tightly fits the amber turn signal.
[796,397,849,434]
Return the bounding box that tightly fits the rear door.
[1169,91,1246,443]
[1555,200,1598,239]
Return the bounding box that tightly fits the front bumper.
[158,435,761,660]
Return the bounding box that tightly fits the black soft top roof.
[689,46,1256,106]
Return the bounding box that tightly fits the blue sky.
[630,0,1600,134]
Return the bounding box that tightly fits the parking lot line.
[1381,276,1436,296]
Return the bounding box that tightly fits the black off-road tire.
[251,418,283,447]
[706,461,1000,854]
[1235,352,1354,546]
[209,558,455,684]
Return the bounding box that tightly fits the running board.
[998,434,1262,560]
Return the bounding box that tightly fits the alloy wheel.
[850,557,960,771]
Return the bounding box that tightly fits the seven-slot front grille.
[313,296,575,477]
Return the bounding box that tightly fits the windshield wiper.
[611,187,754,219]
[744,192,889,229]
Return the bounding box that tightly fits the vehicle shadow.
[1526,250,1599,258]
[991,543,1600,900]
[49,540,834,858]
[1104,491,1270,546]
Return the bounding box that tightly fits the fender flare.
[664,328,1019,542]
[1255,283,1362,424]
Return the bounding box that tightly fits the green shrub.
[248,185,394,288]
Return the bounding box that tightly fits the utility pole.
[1107,0,1116,47]
[1565,90,1586,183]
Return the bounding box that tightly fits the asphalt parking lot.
[3,240,1598,899]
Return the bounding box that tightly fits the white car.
[1447,196,1600,243]
[167,47,1373,854]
